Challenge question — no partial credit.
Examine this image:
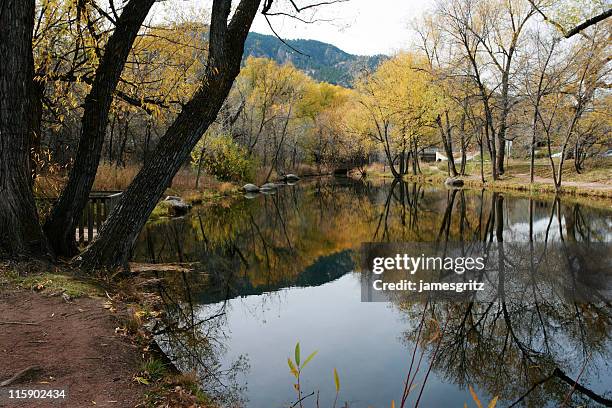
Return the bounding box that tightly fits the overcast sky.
[153,0,433,56]
[249,0,433,55]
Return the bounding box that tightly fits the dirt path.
[0,289,145,407]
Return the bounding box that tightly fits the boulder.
[164,196,191,216]
[444,177,464,187]
[283,173,300,181]
[260,182,278,191]
[242,183,260,193]
[165,195,182,201]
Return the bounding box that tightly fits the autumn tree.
[354,53,439,178]
[297,81,356,170]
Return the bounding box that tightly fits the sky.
[152,0,433,56]
[249,0,433,56]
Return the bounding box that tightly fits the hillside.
[243,32,385,87]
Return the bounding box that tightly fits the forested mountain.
[243,32,385,86]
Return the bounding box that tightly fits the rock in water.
[164,195,182,201]
[444,177,464,187]
[243,183,260,193]
[284,174,300,181]
[164,196,191,216]
[260,183,277,191]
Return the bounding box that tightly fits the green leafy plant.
[139,357,168,382]
[288,342,318,407]
[287,342,343,408]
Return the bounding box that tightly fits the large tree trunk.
[79,0,261,269]
[0,0,48,257]
[44,0,155,257]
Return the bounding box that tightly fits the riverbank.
[0,261,214,407]
[403,172,612,199]
[363,159,612,202]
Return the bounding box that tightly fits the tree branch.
[527,1,612,38]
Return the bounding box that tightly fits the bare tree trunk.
[381,124,400,179]
[496,82,509,175]
[436,113,458,177]
[79,0,261,269]
[108,115,116,162]
[529,113,538,183]
[479,133,485,183]
[265,104,292,182]
[459,108,467,176]
[44,0,155,257]
[194,141,207,189]
[0,0,48,257]
[530,41,555,183]
[556,113,580,190]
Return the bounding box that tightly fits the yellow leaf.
[469,385,483,408]
[488,396,499,408]
[334,368,340,393]
[287,358,298,378]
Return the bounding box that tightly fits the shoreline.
[388,173,612,203]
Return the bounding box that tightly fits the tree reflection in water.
[132,178,611,407]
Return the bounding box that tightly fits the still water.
[133,178,612,407]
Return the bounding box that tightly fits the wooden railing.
[76,191,123,244]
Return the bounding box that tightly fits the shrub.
[192,134,256,182]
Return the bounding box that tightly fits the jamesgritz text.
[372,279,485,293]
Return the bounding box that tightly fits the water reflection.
[133,178,612,407]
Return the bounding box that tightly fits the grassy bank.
[363,158,612,202]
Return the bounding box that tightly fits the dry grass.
[36,160,342,199]
[362,162,394,178]
[34,163,244,215]
[91,164,140,191]
[294,163,333,177]
[92,164,205,191]
[254,166,277,185]
[251,164,334,184]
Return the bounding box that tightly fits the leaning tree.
[78,0,270,268]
